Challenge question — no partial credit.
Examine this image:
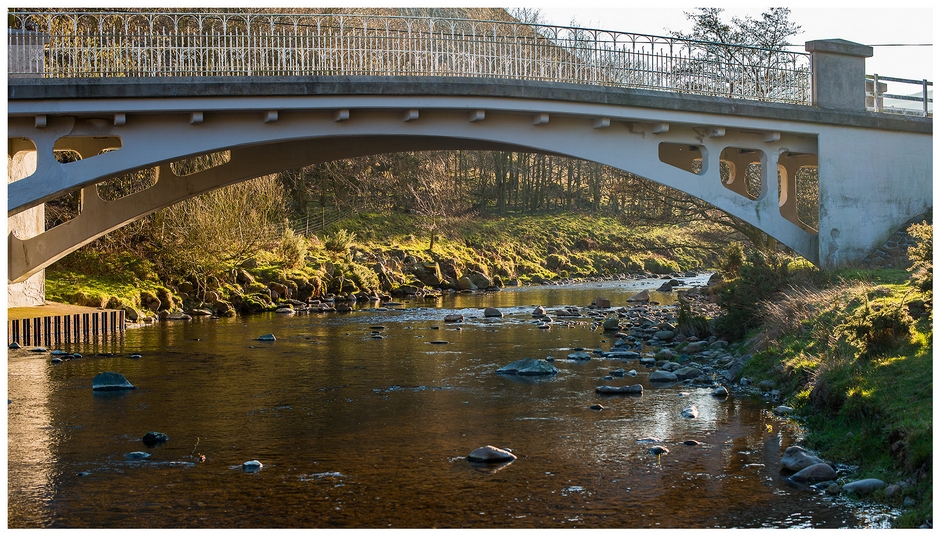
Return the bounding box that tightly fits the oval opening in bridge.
[169,150,231,177]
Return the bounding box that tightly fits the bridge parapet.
[7,10,811,105]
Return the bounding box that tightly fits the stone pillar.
[8,29,49,306]
[805,39,873,111]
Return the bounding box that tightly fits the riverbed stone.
[649,370,678,382]
[125,451,151,459]
[649,446,669,456]
[567,351,592,361]
[711,386,729,398]
[654,330,675,341]
[92,372,136,391]
[780,446,825,472]
[790,462,837,483]
[243,460,263,472]
[444,314,464,323]
[674,367,702,380]
[681,405,699,418]
[595,384,643,395]
[143,431,169,446]
[256,334,276,341]
[467,445,516,463]
[627,290,650,302]
[842,478,886,495]
[483,307,503,318]
[532,306,547,317]
[496,358,558,376]
[602,317,620,331]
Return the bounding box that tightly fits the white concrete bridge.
[6,11,933,305]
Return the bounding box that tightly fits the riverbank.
[725,265,932,528]
[45,213,729,319]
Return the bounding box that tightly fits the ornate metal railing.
[7,10,812,104]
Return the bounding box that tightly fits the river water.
[7,276,885,528]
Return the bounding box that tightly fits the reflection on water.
[8,278,868,528]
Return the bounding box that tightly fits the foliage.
[906,221,932,295]
[276,227,309,270]
[835,291,915,359]
[324,228,357,254]
[713,251,794,340]
[148,175,288,283]
[670,7,803,101]
[735,272,932,528]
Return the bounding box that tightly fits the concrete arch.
[8,78,933,282]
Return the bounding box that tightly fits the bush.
[325,229,357,253]
[277,227,308,269]
[836,297,914,358]
[906,221,932,295]
[713,251,792,341]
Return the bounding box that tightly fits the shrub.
[836,297,914,359]
[325,229,357,253]
[277,228,309,269]
[713,251,792,341]
[906,221,932,295]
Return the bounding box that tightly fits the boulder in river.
[92,372,136,391]
[243,460,263,473]
[649,370,678,382]
[567,351,592,361]
[483,307,503,318]
[142,431,169,447]
[681,405,699,418]
[674,367,703,381]
[444,314,464,323]
[256,334,276,341]
[790,462,837,483]
[496,358,558,376]
[842,478,886,495]
[467,445,517,463]
[627,290,650,303]
[649,446,669,456]
[595,384,643,395]
[602,317,620,331]
[780,446,825,472]
[711,386,730,398]
[125,451,151,459]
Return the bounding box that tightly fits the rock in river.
[649,370,678,382]
[842,478,886,495]
[496,358,558,376]
[780,446,824,472]
[483,307,503,318]
[142,431,169,447]
[92,372,136,391]
[595,384,643,395]
[467,445,517,463]
[790,462,837,483]
[243,460,263,472]
[649,446,669,456]
[681,405,699,418]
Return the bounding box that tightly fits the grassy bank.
[46,212,727,314]
[725,262,932,528]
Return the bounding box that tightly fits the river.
[7,276,892,528]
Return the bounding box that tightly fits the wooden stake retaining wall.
[8,309,125,347]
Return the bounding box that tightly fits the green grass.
[737,271,932,527]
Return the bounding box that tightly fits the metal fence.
[867,74,932,117]
[7,10,812,104]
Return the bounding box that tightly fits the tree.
[669,8,804,101]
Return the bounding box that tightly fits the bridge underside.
[7,81,933,282]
